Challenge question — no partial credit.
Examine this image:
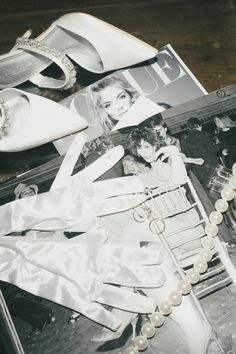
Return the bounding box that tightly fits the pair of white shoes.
[0,12,157,152]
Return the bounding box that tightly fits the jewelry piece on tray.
[0,99,10,138]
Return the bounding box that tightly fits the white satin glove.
[0,229,164,330]
[0,145,147,236]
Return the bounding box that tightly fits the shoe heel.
[131,315,138,340]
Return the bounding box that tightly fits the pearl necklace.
[122,163,236,354]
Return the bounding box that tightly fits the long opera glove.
[50,133,87,191]
[0,145,148,236]
[0,229,165,330]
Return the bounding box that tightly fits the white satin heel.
[0,88,87,152]
[0,12,157,90]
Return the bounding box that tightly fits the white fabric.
[0,146,147,235]
[0,131,209,343]
[0,228,164,330]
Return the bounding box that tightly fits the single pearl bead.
[169,290,182,306]
[185,269,200,284]
[221,186,235,201]
[141,322,156,338]
[215,199,228,213]
[205,223,218,237]
[177,279,192,295]
[122,346,138,354]
[133,335,148,351]
[159,301,173,315]
[149,311,165,327]
[232,163,236,176]
[199,248,214,261]
[229,176,236,190]
[201,236,215,249]
[209,211,223,225]
[194,259,208,273]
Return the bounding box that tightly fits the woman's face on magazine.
[99,86,133,121]
[137,139,156,163]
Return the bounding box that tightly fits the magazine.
[53,43,207,155]
[2,81,236,206]
[0,43,209,204]
[1,89,236,353]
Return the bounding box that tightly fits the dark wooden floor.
[1,0,236,93]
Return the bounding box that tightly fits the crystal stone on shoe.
[0,100,10,138]
[15,37,77,90]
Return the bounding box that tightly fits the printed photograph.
[53,44,207,155]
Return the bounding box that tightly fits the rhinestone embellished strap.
[14,37,77,90]
[0,100,10,139]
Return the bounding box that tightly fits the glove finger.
[88,175,144,199]
[51,133,86,190]
[93,194,147,216]
[100,262,165,288]
[93,283,156,314]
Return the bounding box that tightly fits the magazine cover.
[53,43,207,155]
[0,81,236,353]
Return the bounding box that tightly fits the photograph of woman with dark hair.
[140,113,205,167]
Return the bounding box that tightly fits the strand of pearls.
[122,163,236,354]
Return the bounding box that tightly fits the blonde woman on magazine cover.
[86,75,164,133]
